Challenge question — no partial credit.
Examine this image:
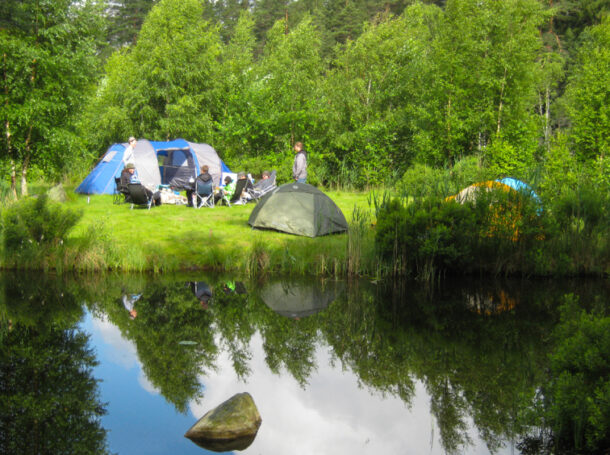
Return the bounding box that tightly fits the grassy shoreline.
[1,188,379,277]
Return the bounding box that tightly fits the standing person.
[292,141,307,184]
[123,136,137,166]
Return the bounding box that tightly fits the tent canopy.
[248,183,348,237]
[75,139,230,194]
[447,178,541,206]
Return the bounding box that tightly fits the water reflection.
[0,274,109,455]
[0,272,607,454]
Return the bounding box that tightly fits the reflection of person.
[222,280,246,295]
[122,293,141,319]
[292,142,307,184]
[189,281,213,309]
[214,175,235,204]
[186,165,214,207]
[123,136,137,166]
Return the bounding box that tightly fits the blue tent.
[76,139,231,195]
[496,178,541,204]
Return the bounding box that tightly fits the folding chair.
[114,177,130,204]
[194,179,214,208]
[247,170,277,202]
[128,183,153,209]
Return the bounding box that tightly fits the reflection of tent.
[248,183,348,237]
[75,139,231,194]
[260,280,342,318]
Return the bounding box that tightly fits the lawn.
[65,187,379,275]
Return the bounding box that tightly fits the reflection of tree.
[0,324,109,454]
[211,288,256,380]
[319,279,558,454]
[0,272,109,454]
[96,281,218,413]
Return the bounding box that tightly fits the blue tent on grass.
[75,139,231,195]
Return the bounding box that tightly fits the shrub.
[375,187,548,279]
[1,195,83,266]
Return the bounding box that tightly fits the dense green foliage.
[375,183,609,278]
[0,0,104,194]
[1,0,608,191]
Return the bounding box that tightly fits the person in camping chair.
[214,175,235,205]
[186,165,214,207]
[121,163,162,206]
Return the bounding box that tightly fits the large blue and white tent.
[75,139,231,195]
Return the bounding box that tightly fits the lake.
[1,272,608,454]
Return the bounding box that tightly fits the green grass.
[62,187,379,276]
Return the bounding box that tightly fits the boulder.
[184,392,262,452]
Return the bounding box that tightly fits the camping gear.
[248,183,348,237]
[259,279,343,318]
[75,139,231,195]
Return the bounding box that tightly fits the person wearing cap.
[123,136,137,166]
[120,162,162,206]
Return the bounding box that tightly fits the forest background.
[1,0,609,196]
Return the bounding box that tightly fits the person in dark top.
[120,163,162,206]
[187,165,214,207]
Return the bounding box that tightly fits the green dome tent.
[248,183,348,237]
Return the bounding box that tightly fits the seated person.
[186,165,214,207]
[234,171,254,203]
[214,175,235,205]
[254,170,271,190]
[121,163,162,206]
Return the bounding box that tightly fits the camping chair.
[228,178,250,205]
[128,183,153,210]
[114,177,130,204]
[247,170,277,202]
[194,179,214,209]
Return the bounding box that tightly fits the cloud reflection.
[190,332,503,455]
[92,316,159,395]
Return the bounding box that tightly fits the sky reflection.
[83,311,512,455]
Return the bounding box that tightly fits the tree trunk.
[544,85,551,152]
[21,127,32,197]
[3,51,17,198]
[497,67,508,135]
[10,159,17,199]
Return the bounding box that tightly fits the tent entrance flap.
[159,148,196,189]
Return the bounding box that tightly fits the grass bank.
[1,187,380,277]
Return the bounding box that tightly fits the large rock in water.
[184,392,262,452]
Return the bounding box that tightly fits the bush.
[375,188,548,278]
[1,195,83,266]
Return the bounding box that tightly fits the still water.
[1,273,608,454]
